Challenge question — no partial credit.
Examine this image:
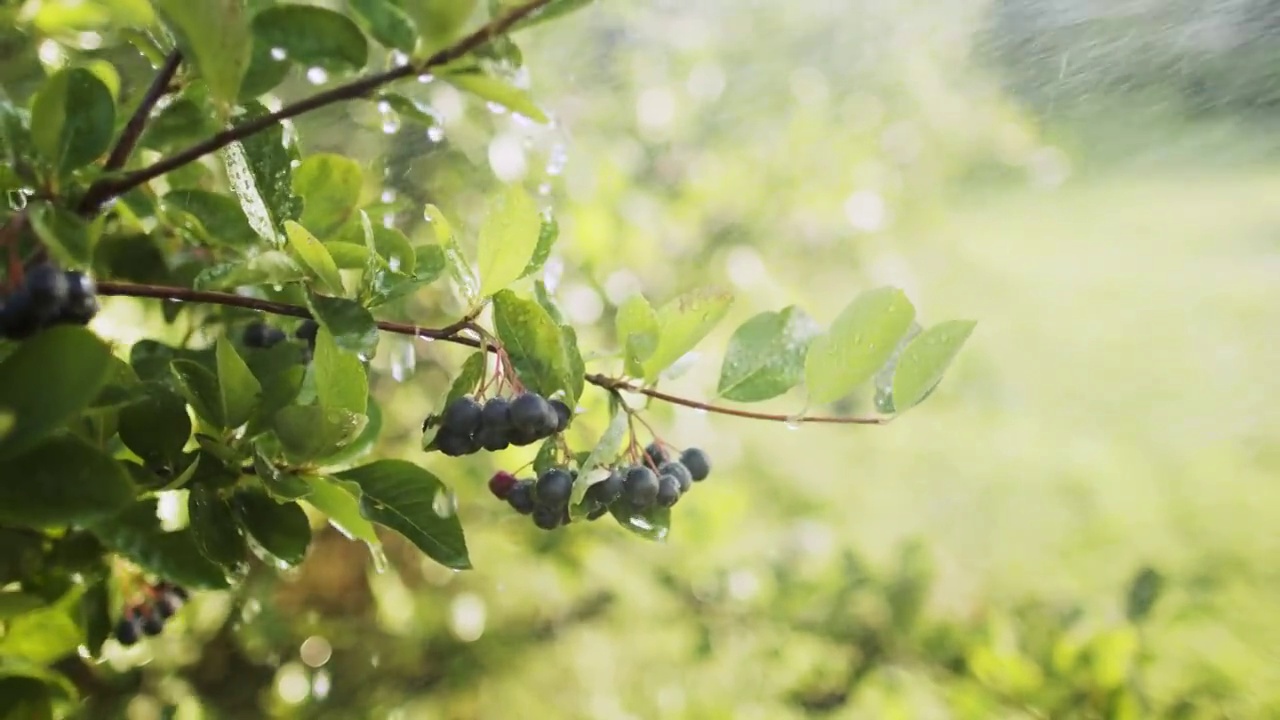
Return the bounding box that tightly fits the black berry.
[656,474,681,508]
[57,271,98,325]
[434,429,478,457]
[154,592,182,620]
[162,583,190,602]
[550,399,572,432]
[532,504,561,530]
[586,504,610,521]
[141,612,164,636]
[488,471,517,500]
[295,320,319,344]
[477,425,510,452]
[510,393,556,436]
[659,461,693,493]
[585,471,624,506]
[243,321,286,348]
[441,397,483,435]
[679,448,711,481]
[24,263,68,317]
[481,397,512,430]
[535,468,574,508]
[644,442,668,468]
[0,293,38,339]
[506,480,536,514]
[114,613,142,646]
[509,425,542,447]
[623,466,659,507]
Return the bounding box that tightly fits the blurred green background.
[8,0,1280,717]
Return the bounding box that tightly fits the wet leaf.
[805,287,916,405]
[252,4,368,73]
[336,460,469,570]
[890,319,976,412]
[641,288,734,382]
[717,306,819,402]
[29,67,114,175]
[153,0,251,107]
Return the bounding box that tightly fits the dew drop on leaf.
[417,73,434,84]
[427,126,445,142]
[389,50,408,66]
[305,67,329,85]
[270,47,287,61]
[432,489,457,518]
[486,101,508,115]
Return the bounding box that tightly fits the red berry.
[488,471,518,500]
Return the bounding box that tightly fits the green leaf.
[171,359,222,427]
[492,289,572,400]
[29,67,114,174]
[426,204,478,304]
[314,396,382,468]
[509,0,595,32]
[118,382,191,469]
[477,185,542,297]
[285,221,346,295]
[162,189,258,247]
[520,214,558,280]
[444,69,549,123]
[194,251,307,290]
[254,450,312,500]
[239,38,293,99]
[350,0,417,52]
[252,4,369,73]
[615,294,658,378]
[570,409,628,511]
[314,326,368,415]
[28,201,93,267]
[233,491,311,567]
[0,656,76,703]
[153,0,251,107]
[640,288,734,382]
[305,475,381,546]
[560,324,585,406]
[1126,567,1164,623]
[222,101,303,244]
[0,592,46,620]
[889,319,975,412]
[533,439,559,476]
[717,306,819,403]
[0,677,53,720]
[376,93,438,127]
[335,460,469,569]
[187,485,248,569]
[216,336,263,428]
[0,437,135,528]
[371,225,416,274]
[79,581,111,658]
[609,501,670,542]
[293,154,364,238]
[805,287,917,405]
[244,343,307,432]
[326,241,372,268]
[401,0,475,47]
[273,405,366,464]
[91,501,228,589]
[0,326,113,459]
[306,292,379,357]
[0,587,84,666]
[445,353,486,406]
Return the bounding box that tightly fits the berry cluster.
[112,582,189,646]
[488,443,712,531]
[0,263,99,340]
[431,393,571,457]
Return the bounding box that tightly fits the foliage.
[0,1,986,716]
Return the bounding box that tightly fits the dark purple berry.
[656,474,681,508]
[481,397,512,430]
[295,320,319,344]
[623,466,659,508]
[57,271,98,325]
[510,393,556,436]
[441,396,483,435]
[0,293,38,339]
[243,321,285,348]
[506,480,536,514]
[141,612,164,636]
[488,471,517,500]
[679,448,711,481]
[24,263,68,317]
[550,399,572,432]
[659,461,692,493]
[585,471,624,506]
[586,504,610,521]
[535,468,574,508]
[114,613,142,646]
[532,504,561,530]
[509,424,542,447]
[154,592,182,619]
[644,442,668,468]
[477,425,510,452]
[434,429,478,457]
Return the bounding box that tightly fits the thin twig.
[95,280,892,426]
[99,50,183,176]
[76,0,555,212]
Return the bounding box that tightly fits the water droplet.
[270,47,288,61]
[486,101,508,115]
[784,414,804,430]
[6,189,28,210]
[305,67,329,85]
[545,144,568,176]
[380,189,397,203]
[538,182,552,196]
[427,126,445,142]
[433,489,457,518]
[382,213,395,229]
[369,545,389,574]
[389,50,409,66]
[417,73,434,84]
[242,598,263,621]
[389,335,415,381]
[271,283,283,292]
[388,255,402,272]
[380,109,401,135]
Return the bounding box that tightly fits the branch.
[95,281,892,426]
[99,50,183,176]
[77,0,555,213]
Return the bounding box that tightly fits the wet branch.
[95,280,891,426]
[99,50,184,176]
